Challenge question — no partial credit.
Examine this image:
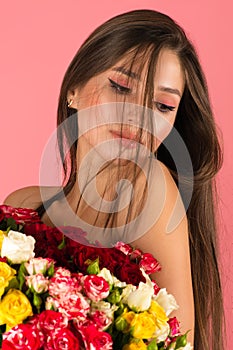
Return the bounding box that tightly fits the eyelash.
[155,102,176,113]
[108,78,176,113]
[108,78,131,94]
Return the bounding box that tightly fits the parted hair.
[37,10,225,349]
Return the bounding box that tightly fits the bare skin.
[4,49,194,344]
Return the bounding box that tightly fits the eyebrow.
[112,66,182,97]
[112,66,140,80]
[158,86,182,98]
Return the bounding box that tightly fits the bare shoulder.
[3,186,42,209]
[154,159,180,195]
[132,160,194,342]
[149,159,186,218]
[131,158,189,259]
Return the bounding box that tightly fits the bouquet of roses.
[0,205,192,349]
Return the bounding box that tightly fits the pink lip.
[110,130,139,142]
[110,130,143,149]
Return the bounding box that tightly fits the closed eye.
[155,102,176,113]
[108,78,131,94]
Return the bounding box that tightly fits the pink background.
[0,0,232,346]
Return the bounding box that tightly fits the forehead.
[110,48,185,92]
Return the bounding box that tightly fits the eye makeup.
[108,78,131,94]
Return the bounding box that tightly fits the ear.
[67,88,79,108]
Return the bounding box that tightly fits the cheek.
[83,126,109,145]
[152,113,177,151]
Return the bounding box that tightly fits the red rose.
[0,207,6,222]
[116,261,145,285]
[79,325,113,350]
[45,327,80,350]
[60,226,91,246]
[0,205,14,222]
[24,223,50,257]
[83,275,110,302]
[139,253,161,274]
[73,245,104,273]
[103,248,129,273]
[46,227,64,246]
[2,323,42,350]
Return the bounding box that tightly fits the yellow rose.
[0,262,16,298]
[131,312,156,339]
[149,300,169,329]
[0,288,33,330]
[123,339,147,350]
[0,230,6,250]
[123,310,136,324]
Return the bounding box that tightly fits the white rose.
[154,288,179,316]
[127,281,154,312]
[121,284,136,303]
[1,230,35,264]
[98,268,126,288]
[154,322,170,342]
[91,300,118,319]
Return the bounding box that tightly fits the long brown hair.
[37,9,225,349]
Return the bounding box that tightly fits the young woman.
[4,9,225,349]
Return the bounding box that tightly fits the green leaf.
[6,218,18,231]
[115,315,128,332]
[33,293,42,313]
[47,263,55,277]
[86,258,100,275]
[147,339,158,350]
[57,235,66,250]
[175,333,188,349]
[4,277,19,293]
[107,288,121,304]
[115,303,124,316]
[17,263,27,290]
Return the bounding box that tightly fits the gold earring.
[67,99,73,108]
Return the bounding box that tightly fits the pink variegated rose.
[152,279,161,295]
[139,252,161,274]
[26,273,49,293]
[130,248,143,261]
[49,274,81,297]
[114,242,133,255]
[0,205,40,225]
[53,267,71,278]
[83,275,110,302]
[79,325,113,350]
[37,310,68,335]
[2,323,43,350]
[56,291,90,320]
[45,296,60,311]
[24,257,54,275]
[89,310,112,331]
[168,317,181,337]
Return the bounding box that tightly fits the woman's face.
[68,49,184,164]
